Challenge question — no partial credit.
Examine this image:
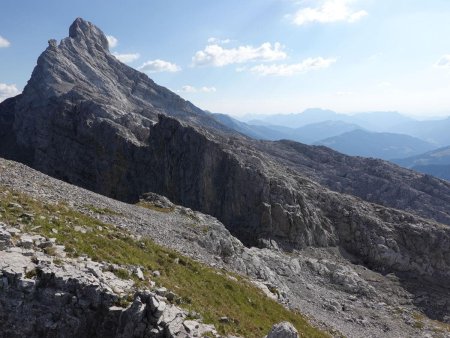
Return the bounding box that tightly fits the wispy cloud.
[112,52,140,63]
[292,0,368,25]
[178,85,217,93]
[192,42,286,67]
[139,59,181,73]
[0,35,11,48]
[435,55,450,69]
[207,37,231,44]
[0,83,20,102]
[106,35,118,48]
[241,57,336,76]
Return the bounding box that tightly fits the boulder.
[140,192,174,209]
[266,322,298,338]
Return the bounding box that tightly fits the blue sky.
[1,0,450,117]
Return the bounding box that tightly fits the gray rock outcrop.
[267,322,299,338]
[140,192,174,209]
[0,223,217,338]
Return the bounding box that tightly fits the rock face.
[267,322,299,338]
[0,18,450,286]
[257,140,450,227]
[0,222,217,338]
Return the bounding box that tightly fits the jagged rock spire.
[68,17,109,50]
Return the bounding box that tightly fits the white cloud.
[292,0,368,25]
[207,37,231,44]
[138,59,181,73]
[178,85,217,93]
[106,35,118,48]
[112,52,140,63]
[108,36,141,64]
[192,42,286,67]
[0,35,10,48]
[435,55,450,69]
[243,57,336,76]
[0,83,20,102]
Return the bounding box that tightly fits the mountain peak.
[68,17,109,50]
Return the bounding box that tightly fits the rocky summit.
[1,18,450,338]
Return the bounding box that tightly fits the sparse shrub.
[114,268,130,280]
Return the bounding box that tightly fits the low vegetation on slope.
[0,185,328,337]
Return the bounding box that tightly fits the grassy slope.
[0,185,328,337]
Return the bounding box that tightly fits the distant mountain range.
[244,108,350,128]
[214,113,362,144]
[212,113,289,141]
[215,109,450,161]
[315,129,436,160]
[387,117,450,146]
[393,146,450,180]
[241,108,417,131]
[238,108,450,146]
[288,120,362,144]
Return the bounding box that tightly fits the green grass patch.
[84,204,122,216]
[113,268,131,280]
[433,321,450,334]
[0,186,328,338]
[413,312,450,334]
